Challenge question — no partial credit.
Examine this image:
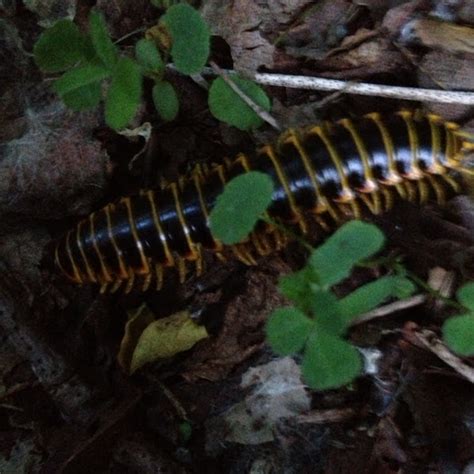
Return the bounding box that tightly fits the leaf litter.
[1,0,474,472]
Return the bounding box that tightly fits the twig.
[414,329,474,384]
[297,407,356,424]
[350,294,427,327]
[198,67,474,105]
[114,27,147,45]
[209,62,282,130]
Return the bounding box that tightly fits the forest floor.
[1,0,474,472]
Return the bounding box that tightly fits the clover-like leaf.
[309,220,385,287]
[209,172,274,244]
[34,19,88,73]
[266,307,314,355]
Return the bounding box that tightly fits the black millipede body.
[54,110,474,293]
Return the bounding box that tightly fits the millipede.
[53,110,474,294]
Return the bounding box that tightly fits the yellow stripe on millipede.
[259,144,307,234]
[76,221,97,283]
[121,197,150,275]
[282,131,328,212]
[192,170,224,252]
[398,111,423,179]
[104,204,128,279]
[169,182,200,261]
[89,212,112,283]
[65,230,82,284]
[427,114,445,174]
[365,113,402,185]
[308,125,354,202]
[146,190,174,266]
[338,118,377,190]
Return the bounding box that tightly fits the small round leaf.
[34,20,88,72]
[309,220,385,287]
[302,332,362,390]
[105,57,142,129]
[266,307,314,355]
[209,172,274,245]
[152,80,179,121]
[442,314,474,356]
[209,76,271,131]
[89,10,118,69]
[135,39,164,75]
[161,4,210,74]
[457,282,474,311]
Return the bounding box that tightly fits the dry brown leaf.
[182,261,289,382]
[402,18,474,54]
[201,0,314,72]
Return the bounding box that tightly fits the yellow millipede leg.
[194,245,204,277]
[381,187,394,211]
[155,264,164,291]
[441,173,462,194]
[142,272,152,292]
[231,245,257,266]
[177,257,187,284]
[348,198,362,219]
[426,175,446,205]
[394,182,408,200]
[404,180,417,203]
[110,279,123,294]
[251,233,271,256]
[417,179,430,204]
[124,272,135,294]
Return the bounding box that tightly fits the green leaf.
[179,421,193,443]
[442,314,474,356]
[105,57,142,129]
[302,332,362,390]
[130,310,208,373]
[209,172,274,245]
[309,220,385,287]
[161,3,210,74]
[135,39,164,75]
[457,282,474,311]
[53,64,110,96]
[278,267,317,314]
[209,76,271,131]
[62,81,102,110]
[34,19,88,73]
[89,10,118,69]
[312,290,344,335]
[266,307,314,355]
[338,276,415,326]
[152,80,179,121]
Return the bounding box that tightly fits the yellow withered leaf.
[127,310,208,374]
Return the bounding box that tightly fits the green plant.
[208,76,272,131]
[442,282,474,356]
[34,5,270,131]
[209,173,416,390]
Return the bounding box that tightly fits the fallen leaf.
[401,18,474,55]
[117,304,155,373]
[130,310,208,374]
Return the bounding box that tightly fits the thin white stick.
[198,67,474,105]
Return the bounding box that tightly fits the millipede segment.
[54,111,474,293]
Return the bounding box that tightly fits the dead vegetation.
[1,0,474,472]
